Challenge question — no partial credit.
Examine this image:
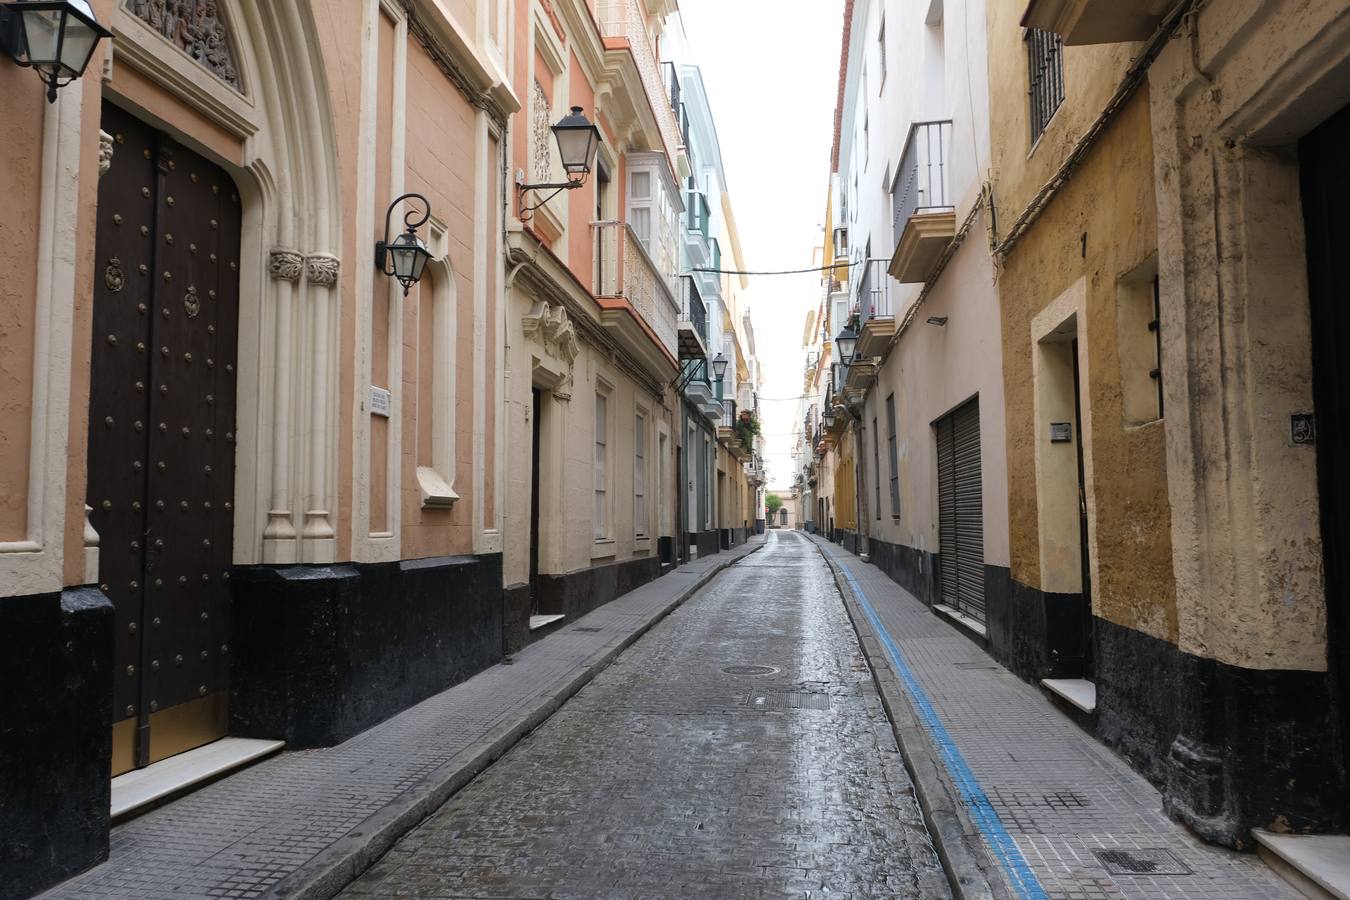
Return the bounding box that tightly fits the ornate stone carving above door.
[125,0,241,90]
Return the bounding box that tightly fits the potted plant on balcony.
[734,409,760,452]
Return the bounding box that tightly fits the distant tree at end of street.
[765,493,783,514]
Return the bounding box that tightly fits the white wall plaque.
[369,386,392,418]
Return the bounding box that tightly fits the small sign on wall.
[369,386,392,418]
[1050,422,1073,443]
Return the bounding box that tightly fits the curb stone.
[265,538,767,900]
[812,538,1010,900]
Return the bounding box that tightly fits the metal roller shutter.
[936,399,984,622]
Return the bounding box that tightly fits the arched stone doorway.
[91,0,343,767]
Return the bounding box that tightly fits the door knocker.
[105,256,125,294]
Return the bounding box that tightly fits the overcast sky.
[676,0,844,490]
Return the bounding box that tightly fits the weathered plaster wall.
[863,212,1008,569]
[994,88,1176,642]
[1146,0,1346,673]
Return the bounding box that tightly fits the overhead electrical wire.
[690,259,862,277]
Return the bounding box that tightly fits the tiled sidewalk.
[42,538,764,900]
[810,535,1297,900]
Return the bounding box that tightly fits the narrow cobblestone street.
[342,530,952,899]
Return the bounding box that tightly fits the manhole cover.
[743,691,831,710]
[1093,848,1192,876]
[722,665,779,676]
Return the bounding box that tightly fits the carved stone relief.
[126,0,241,90]
[305,254,341,288]
[267,249,303,282]
[99,130,114,178]
[522,299,578,401]
[532,80,552,185]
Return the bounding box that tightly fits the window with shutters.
[886,394,900,518]
[594,389,609,540]
[634,411,647,537]
[1026,28,1064,144]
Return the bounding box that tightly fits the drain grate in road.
[1093,848,1192,876]
[742,691,831,710]
[572,627,603,633]
[722,665,779,676]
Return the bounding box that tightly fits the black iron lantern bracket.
[518,106,602,216]
[375,192,433,296]
[0,0,112,103]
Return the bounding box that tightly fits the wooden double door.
[89,103,241,775]
[1302,101,1350,817]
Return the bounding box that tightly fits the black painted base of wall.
[230,553,502,749]
[1092,615,1344,845]
[536,553,661,622]
[691,530,719,559]
[502,582,531,655]
[1,587,113,900]
[866,536,938,606]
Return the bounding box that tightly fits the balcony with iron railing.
[595,0,686,175]
[888,120,956,284]
[593,220,681,378]
[680,357,721,420]
[856,257,895,358]
[662,60,680,113]
[678,275,709,360]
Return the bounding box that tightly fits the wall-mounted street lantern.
[0,0,111,103]
[710,352,728,385]
[518,106,603,214]
[375,192,432,296]
[835,324,859,363]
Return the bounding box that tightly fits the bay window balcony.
[595,0,687,175]
[593,220,681,379]
[1020,0,1173,45]
[888,120,956,284]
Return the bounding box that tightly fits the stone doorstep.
[931,602,988,639]
[1040,677,1098,715]
[1254,830,1350,900]
[528,613,565,631]
[110,737,285,821]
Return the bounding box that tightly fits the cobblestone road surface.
[343,530,952,899]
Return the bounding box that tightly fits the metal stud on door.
[88,103,240,774]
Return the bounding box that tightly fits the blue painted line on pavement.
[822,547,1049,900]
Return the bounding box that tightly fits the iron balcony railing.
[593,220,680,358]
[680,357,712,390]
[662,60,680,114]
[720,398,737,429]
[679,274,708,344]
[596,0,684,162]
[891,120,953,241]
[857,257,893,321]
